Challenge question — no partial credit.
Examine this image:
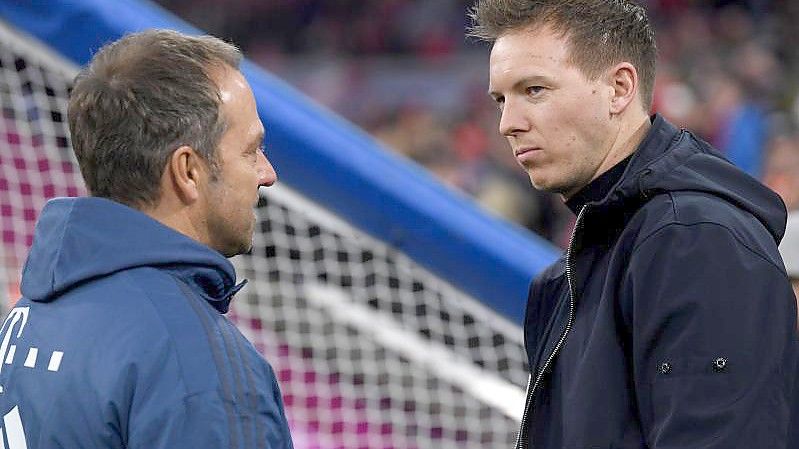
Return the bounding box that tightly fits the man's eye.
[246,146,260,161]
[494,97,504,111]
[526,86,545,96]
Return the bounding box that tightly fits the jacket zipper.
[515,205,587,449]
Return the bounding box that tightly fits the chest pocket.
[644,353,752,444]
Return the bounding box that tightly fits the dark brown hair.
[468,0,657,108]
[68,29,242,207]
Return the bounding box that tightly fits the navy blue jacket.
[0,197,293,448]
[519,115,799,448]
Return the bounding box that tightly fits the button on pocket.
[712,357,728,372]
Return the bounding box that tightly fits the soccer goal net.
[0,19,529,449]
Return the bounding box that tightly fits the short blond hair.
[468,0,657,109]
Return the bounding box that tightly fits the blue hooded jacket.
[0,197,293,448]
[519,115,799,449]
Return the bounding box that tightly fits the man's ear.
[608,62,639,115]
[166,145,205,204]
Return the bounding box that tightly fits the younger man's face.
[488,25,617,199]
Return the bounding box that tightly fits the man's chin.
[527,174,553,192]
[528,173,575,197]
[220,239,254,258]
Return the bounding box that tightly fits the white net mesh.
[0,22,87,304]
[0,20,528,448]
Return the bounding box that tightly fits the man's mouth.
[515,147,541,157]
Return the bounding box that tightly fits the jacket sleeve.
[623,221,798,448]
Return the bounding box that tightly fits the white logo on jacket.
[0,307,29,378]
[0,308,32,448]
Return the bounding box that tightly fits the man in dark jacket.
[0,30,293,448]
[470,1,799,448]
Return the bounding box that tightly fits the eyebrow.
[488,75,553,99]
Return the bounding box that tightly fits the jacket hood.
[20,197,244,312]
[595,114,786,244]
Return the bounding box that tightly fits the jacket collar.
[589,114,681,213]
[22,197,245,313]
[574,113,785,244]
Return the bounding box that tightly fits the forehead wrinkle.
[490,29,576,89]
[490,53,558,90]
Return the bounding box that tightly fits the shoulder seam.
[630,221,785,274]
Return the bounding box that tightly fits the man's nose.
[498,99,530,137]
[257,150,277,187]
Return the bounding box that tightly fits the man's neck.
[597,113,651,181]
[562,113,651,201]
[141,197,206,247]
[564,153,633,214]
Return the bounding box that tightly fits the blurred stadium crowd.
[156,0,799,248]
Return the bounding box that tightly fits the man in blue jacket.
[0,30,293,448]
[470,0,798,448]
